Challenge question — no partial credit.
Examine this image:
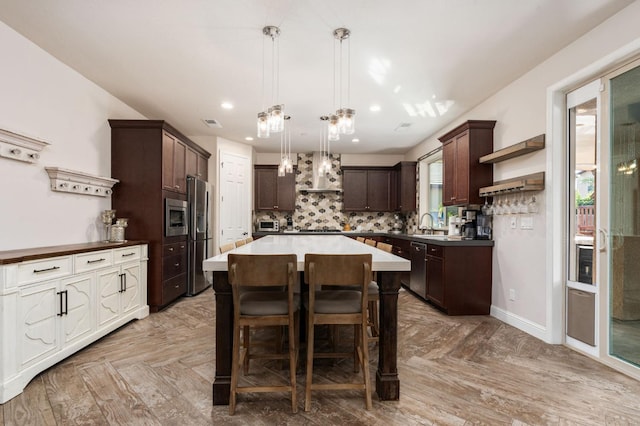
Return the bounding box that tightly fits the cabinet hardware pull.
[174,263,180,267]
[123,273,127,292]
[63,290,68,315]
[87,258,106,264]
[57,291,64,316]
[119,273,125,293]
[34,266,60,273]
[168,247,174,251]
[122,252,135,257]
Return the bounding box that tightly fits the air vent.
[394,122,412,132]
[202,119,222,128]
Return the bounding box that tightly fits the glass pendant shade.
[278,162,285,177]
[337,108,356,134]
[257,112,270,138]
[327,114,340,141]
[269,104,285,133]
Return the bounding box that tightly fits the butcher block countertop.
[0,241,147,265]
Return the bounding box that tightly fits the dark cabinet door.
[454,131,470,205]
[162,132,176,191]
[276,172,296,211]
[186,147,198,178]
[197,154,208,181]
[439,120,495,206]
[426,254,445,308]
[342,169,368,211]
[254,166,295,211]
[394,162,416,212]
[162,131,187,194]
[442,139,456,206]
[255,167,278,210]
[367,170,392,211]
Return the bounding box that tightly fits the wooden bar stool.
[364,239,377,246]
[228,254,299,414]
[219,242,235,254]
[304,253,373,411]
[356,236,366,243]
[235,239,247,247]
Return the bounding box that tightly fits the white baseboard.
[491,305,550,343]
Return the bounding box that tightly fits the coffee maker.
[476,213,492,240]
[460,209,479,240]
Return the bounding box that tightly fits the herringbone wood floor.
[2,287,640,425]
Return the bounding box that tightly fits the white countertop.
[203,234,411,272]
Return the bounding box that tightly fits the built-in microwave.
[165,198,188,237]
[257,220,279,232]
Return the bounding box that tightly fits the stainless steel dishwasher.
[409,241,427,298]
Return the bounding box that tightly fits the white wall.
[0,21,145,251]
[405,1,640,340]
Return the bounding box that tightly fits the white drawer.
[74,249,114,273]
[17,256,72,286]
[114,246,141,264]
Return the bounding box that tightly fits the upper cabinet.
[162,131,187,193]
[254,165,296,211]
[186,146,209,181]
[342,167,392,211]
[438,120,495,206]
[393,161,417,212]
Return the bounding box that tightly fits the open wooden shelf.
[479,134,545,164]
[479,172,545,196]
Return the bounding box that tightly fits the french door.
[566,59,640,377]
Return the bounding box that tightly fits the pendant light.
[257,26,285,139]
[278,115,293,176]
[319,116,331,174]
[333,27,356,136]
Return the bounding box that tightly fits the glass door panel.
[566,80,599,351]
[608,62,640,367]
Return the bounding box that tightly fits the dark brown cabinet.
[162,131,187,194]
[393,161,417,212]
[254,165,296,211]
[342,167,392,211]
[109,119,211,312]
[423,243,492,315]
[186,146,209,181]
[439,120,495,206]
[425,244,445,307]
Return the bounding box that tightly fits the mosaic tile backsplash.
[254,153,417,232]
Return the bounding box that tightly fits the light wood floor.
[3,287,640,425]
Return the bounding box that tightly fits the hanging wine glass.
[528,196,539,214]
[482,197,490,216]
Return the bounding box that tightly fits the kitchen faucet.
[419,212,434,234]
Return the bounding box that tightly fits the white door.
[565,79,600,356]
[219,152,250,248]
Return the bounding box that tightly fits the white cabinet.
[0,243,148,404]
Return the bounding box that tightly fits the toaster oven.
[257,220,279,232]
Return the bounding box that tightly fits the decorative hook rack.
[0,127,50,164]
[45,167,119,197]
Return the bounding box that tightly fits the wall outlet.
[509,289,516,301]
[510,217,517,229]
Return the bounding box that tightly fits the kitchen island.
[203,234,410,405]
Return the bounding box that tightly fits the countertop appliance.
[257,220,279,232]
[476,213,492,240]
[409,241,427,298]
[186,176,212,296]
[461,209,479,240]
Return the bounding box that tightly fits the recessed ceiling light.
[370,104,381,112]
[352,138,360,143]
[221,102,233,109]
[245,136,254,141]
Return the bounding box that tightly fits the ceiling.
[0,0,634,154]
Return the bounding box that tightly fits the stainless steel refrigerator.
[187,176,212,296]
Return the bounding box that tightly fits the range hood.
[301,151,343,193]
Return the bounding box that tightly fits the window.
[418,149,451,229]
